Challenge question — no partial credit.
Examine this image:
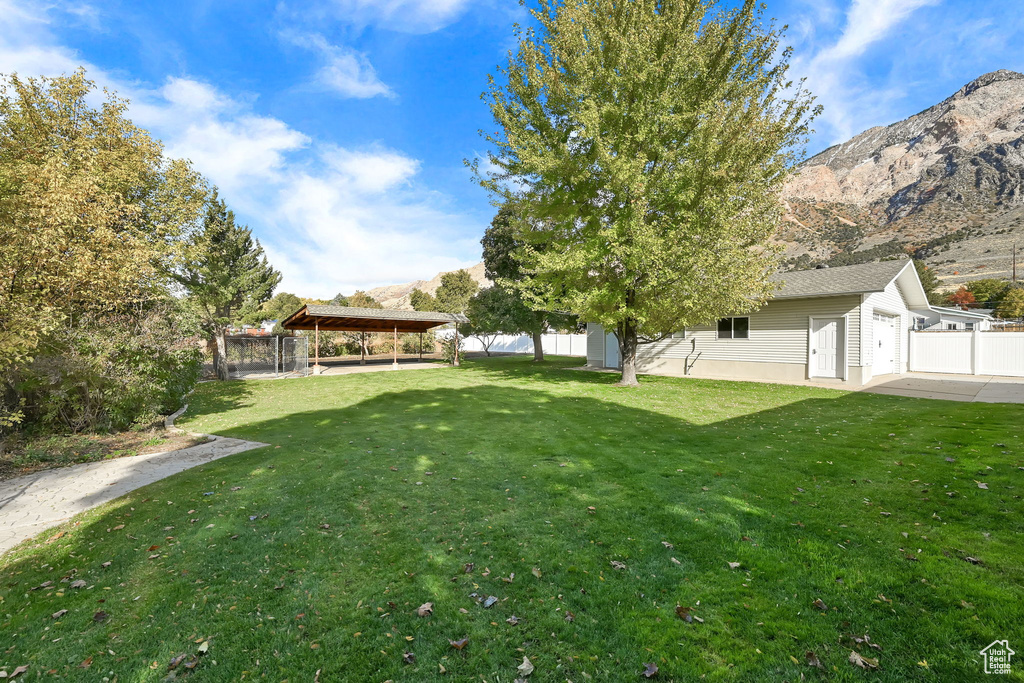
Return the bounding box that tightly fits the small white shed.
[586,260,938,386]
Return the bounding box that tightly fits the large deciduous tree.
[480,205,577,361]
[410,288,438,311]
[0,70,206,429]
[173,192,280,380]
[435,270,479,315]
[474,0,817,385]
[996,287,1024,320]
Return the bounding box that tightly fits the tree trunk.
[616,320,639,387]
[532,330,544,362]
[213,330,229,381]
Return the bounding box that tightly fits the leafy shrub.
[9,303,202,433]
[439,333,464,365]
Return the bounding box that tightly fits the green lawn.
[2,356,1022,681]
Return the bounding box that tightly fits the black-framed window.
[717,317,749,339]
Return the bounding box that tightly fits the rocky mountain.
[780,69,1024,288]
[366,262,491,309]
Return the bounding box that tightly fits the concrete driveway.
[861,373,1024,403]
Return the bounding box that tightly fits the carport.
[281,305,469,370]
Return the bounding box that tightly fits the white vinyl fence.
[458,333,587,356]
[909,331,1024,377]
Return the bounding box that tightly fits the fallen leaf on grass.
[564,610,575,622]
[318,523,330,529]
[727,562,741,570]
[587,506,596,514]
[111,525,124,531]
[977,482,989,490]
[964,556,982,565]
[417,602,434,617]
[449,638,469,650]
[69,579,86,589]
[661,541,674,549]
[642,662,659,678]
[675,605,694,622]
[852,634,883,651]
[403,652,416,664]
[79,657,92,669]
[51,609,67,619]
[506,655,532,678]
[93,611,108,622]
[501,573,515,583]
[6,665,28,679]
[531,567,542,578]
[464,563,474,574]
[506,615,520,625]
[610,561,626,570]
[849,651,879,670]
[670,557,681,565]
[812,598,827,611]
[101,561,111,568]
[198,641,209,655]
[230,486,242,491]
[805,651,824,669]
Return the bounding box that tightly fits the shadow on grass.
[1,380,1022,681]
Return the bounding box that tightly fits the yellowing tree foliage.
[0,70,206,428]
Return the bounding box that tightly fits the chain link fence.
[212,336,309,379]
[281,337,309,378]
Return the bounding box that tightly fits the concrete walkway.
[860,372,1024,403]
[0,435,268,556]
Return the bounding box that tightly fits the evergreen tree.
[173,192,280,380]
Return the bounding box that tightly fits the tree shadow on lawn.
[1,383,1022,681]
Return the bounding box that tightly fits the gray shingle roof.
[770,260,911,299]
[302,305,468,323]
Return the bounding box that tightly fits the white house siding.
[863,279,912,374]
[586,295,863,383]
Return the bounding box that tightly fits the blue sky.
[1,0,1022,298]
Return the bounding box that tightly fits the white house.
[916,306,994,331]
[586,260,945,386]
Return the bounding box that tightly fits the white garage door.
[872,312,898,376]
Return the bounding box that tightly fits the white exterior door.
[811,318,841,378]
[873,313,897,376]
[604,331,620,368]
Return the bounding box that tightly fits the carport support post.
[418,332,423,362]
[360,332,366,365]
[453,323,460,367]
[314,320,320,374]
[393,325,399,369]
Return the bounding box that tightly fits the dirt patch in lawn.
[0,429,210,481]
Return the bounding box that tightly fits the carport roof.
[282,305,468,333]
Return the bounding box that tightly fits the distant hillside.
[366,263,491,309]
[780,69,1024,288]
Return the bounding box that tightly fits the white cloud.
[325,0,473,33]
[790,0,941,145]
[288,33,394,99]
[0,0,483,297]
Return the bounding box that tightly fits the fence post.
[275,335,279,378]
[972,329,982,375]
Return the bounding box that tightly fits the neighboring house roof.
[928,306,995,320]
[770,260,929,308]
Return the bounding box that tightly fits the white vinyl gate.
[909,331,1024,377]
